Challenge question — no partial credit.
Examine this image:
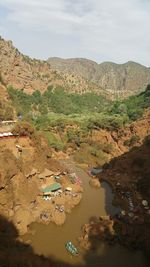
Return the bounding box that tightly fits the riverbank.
[80,137,150,259]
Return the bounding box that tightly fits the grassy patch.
[44,131,66,151]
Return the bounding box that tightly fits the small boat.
[65,241,79,256]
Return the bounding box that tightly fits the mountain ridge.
[0,37,103,96]
[48,57,148,67]
[48,57,150,96]
[1,36,150,98]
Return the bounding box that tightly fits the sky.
[0,0,150,66]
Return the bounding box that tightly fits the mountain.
[0,37,101,95]
[1,36,150,98]
[48,58,150,97]
[0,37,63,94]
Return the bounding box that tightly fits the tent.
[41,183,62,195]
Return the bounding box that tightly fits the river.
[23,160,148,267]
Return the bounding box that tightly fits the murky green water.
[23,161,148,267]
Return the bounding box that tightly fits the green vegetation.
[110,85,150,121]
[124,135,140,147]
[6,84,150,154]
[44,131,66,151]
[74,143,109,166]
[7,85,110,117]
[66,128,88,146]
[7,84,150,130]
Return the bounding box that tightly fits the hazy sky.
[0,0,150,65]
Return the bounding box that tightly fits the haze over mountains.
[1,36,150,98]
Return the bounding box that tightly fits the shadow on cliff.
[0,214,148,267]
[97,135,150,261]
[101,181,120,216]
[99,136,150,213]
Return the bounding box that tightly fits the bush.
[130,135,140,145]
[44,131,66,151]
[89,146,108,164]
[66,128,84,146]
[111,85,150,123]
[124,139,131,146]
[102,143,114,153]
[87,114,127,131]
[124,135,140,147]
[50,141,66,151]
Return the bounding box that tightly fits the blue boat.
[65,241,79,256]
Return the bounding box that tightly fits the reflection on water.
[23,161,147,266]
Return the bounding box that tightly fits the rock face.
[48,58,150,98]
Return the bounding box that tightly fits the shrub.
[124,135,140,146]
[102,143,113,153]
[50,141,66,152]
[89,146,108,164]
[130,135,140,145]
[44,131,66,151]
[124,139,131,146]
[66,128,83,146]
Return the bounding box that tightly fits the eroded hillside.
[0,123,83,235]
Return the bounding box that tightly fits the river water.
[23,160,148,267]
